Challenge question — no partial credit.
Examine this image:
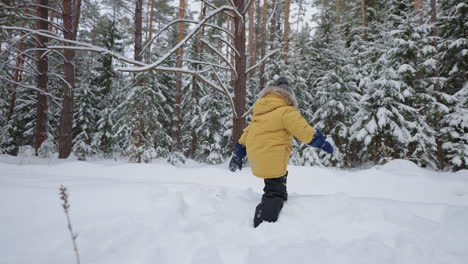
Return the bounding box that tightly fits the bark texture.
[232,0,247,147]
[282,0,291,61]
[34,0,49,152]
[7,33,25,121]
[172,0,185,151]
[259,0,268,90]
[361,0,367,40]
[248,0,255,67]
[58,0,81,159]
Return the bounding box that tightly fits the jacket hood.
[253,93,290,116]
[258,85,298,109]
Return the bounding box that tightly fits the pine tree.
[441,84,468,170]
[72,80,97,160]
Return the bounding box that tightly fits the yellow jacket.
[239,89,316,179]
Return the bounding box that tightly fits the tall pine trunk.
[360,0,367,41]
[336,0,340,24]
[259,0,268,90]
[269,0,276,49]
[147,0,155,57]
[58,0,74,158]
[232,0,247,147]
[133,0,143,162]
[172,0,185,152]
[248,0,255,67]
[58,0,81,159]
[7,32,25,121]
[282,0,291,61]
[431,0,444,169]
[414,0,423,25]
[34,0,49,153]
[190,3,206,159]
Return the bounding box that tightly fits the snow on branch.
[30,3,63,15]
[22,14,67,32]
[243,104,254,119]
[212,34,240,57]
[211,66,237,118]
[201,0,235,18]
[227,0,236,8]
[0,76,62,106]
[243,0,254,14]
[120,5,242,73]
[200,38,237,77]
[140,19,234,56]
[246,49,280,74]
[184,58,230,71]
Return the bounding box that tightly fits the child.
[229,77,334,228]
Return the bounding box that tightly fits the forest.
[0,0,466,170]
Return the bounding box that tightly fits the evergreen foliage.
[0,0,466,170]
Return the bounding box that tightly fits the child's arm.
[238,124,250,146]
[229,124,250,172]
[282,108,334,154]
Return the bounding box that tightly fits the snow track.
[1,156,467,264]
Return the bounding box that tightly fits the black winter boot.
[253,196,284,228]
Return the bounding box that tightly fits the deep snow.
[1,155,468,264]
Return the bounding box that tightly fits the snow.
[1,156,468,264]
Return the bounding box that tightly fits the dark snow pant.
[254,172,288,228]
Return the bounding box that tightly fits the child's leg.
[253,172,288,228]
[262,172,288,201]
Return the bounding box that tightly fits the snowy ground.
[1,155,468,264]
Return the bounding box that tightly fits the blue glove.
[308,129,334,155]
[229,143,247,172]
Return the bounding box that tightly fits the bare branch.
[23,14,67,32]
[211,66,238,118]
[6,65,36,76]
[246,49,280,74]
[0,76,62,106]
[243,0,254,14]
[121,5,240,72]
[201,0,235,18]
[200,38,237,77]
[184,58,230,71]
[140,19,234,56]
[30,3,63,15]
[243,104,254,118]
[212,34,240,57]
[49,72,73,91]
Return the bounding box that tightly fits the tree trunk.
[360,0,367,41]
[248,0,255,67]
[282,0,290,62]
[147,0,155,57]
[259,0,268,90]
[132,0,143,162]
[34,0,49,153]
[134,0,143,62]
[190,3,206,159]
[414,0,423,25]
[58,0,81,159]
[7,32,25,121]
[48,0,56,32]
[430,0,444,169]
[172,0,185,151]
[269,0,276,49]
[336,0,340,24]
[232,0,247,147]
[72,0,82,39]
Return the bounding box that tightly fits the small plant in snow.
[59,185,81,264]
